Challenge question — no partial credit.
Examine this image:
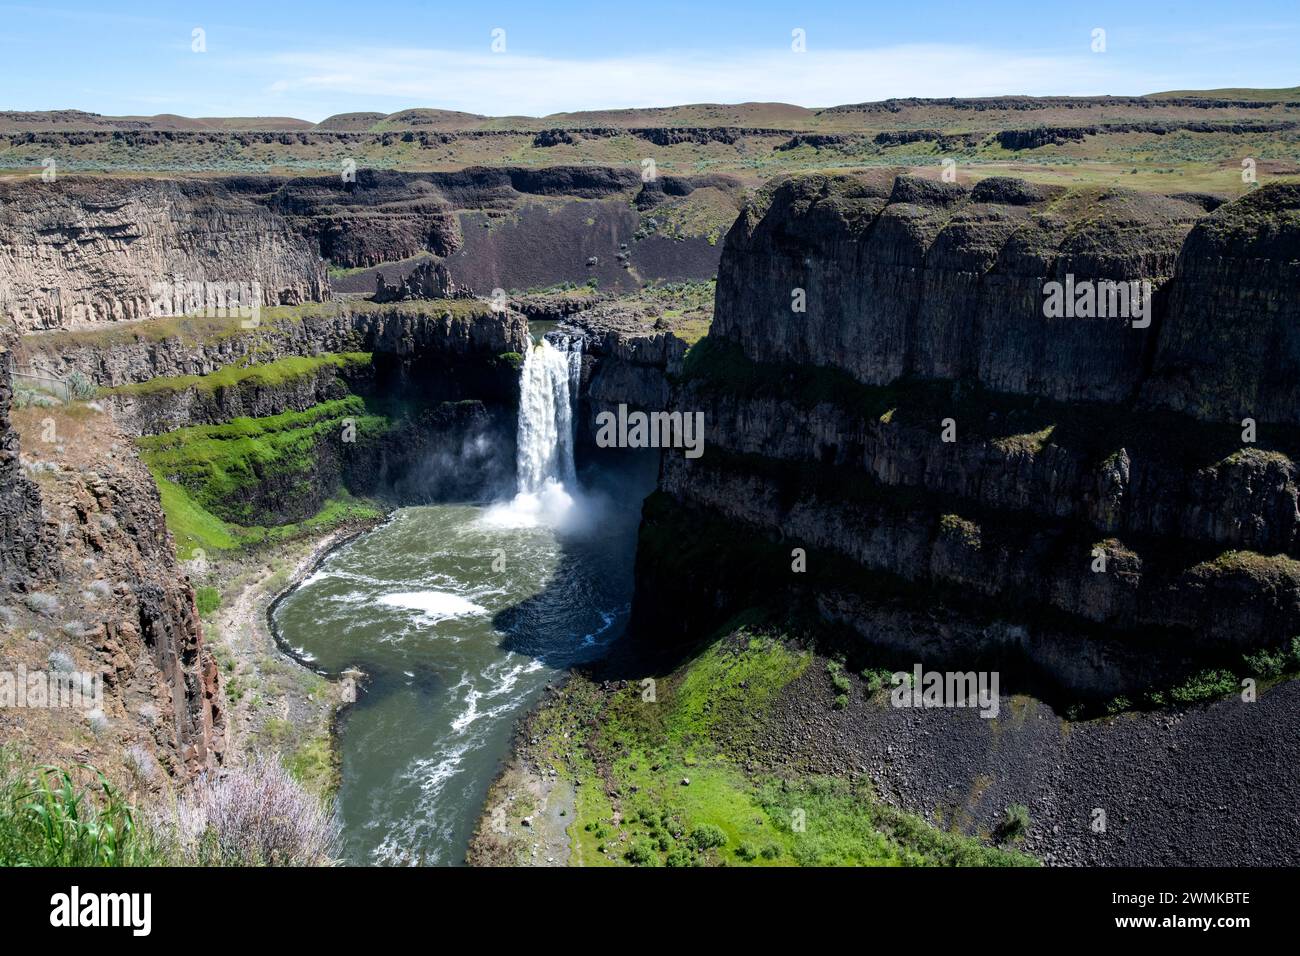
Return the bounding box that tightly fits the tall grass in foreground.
[0,748,338,867]
[0,751,152,866]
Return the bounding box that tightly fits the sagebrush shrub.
[167,756,339,866]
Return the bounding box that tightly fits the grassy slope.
[527,629,1036,867]
[138,393,388,558]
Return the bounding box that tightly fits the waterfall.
[483,333,584,530]
[515,334,582,493]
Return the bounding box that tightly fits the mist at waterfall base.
[272,335,655,864]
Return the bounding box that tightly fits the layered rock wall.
[634,174,1300,699]
[0,178,328,332]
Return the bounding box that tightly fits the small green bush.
[67,371,96,401]
[624,842,658,866]
[827,661,851,694]
[195,586,221,616]
[689,823,727,851]
[1242,637,1300,679]
[997,803,1031,843]
[1169,668,1238,705]
[861,668,894,694]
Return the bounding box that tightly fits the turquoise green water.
[272,461,652,865]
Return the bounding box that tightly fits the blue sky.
[2,1,1297,120]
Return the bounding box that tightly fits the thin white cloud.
[254,44,1184,119]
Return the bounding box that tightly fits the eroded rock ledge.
[0,361,224,779]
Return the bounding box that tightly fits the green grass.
[138,397,385,526]
[286,734,339,801]
[101,352,371,399]
[137,393,390,557]
[0,747,339,866]
[194,586,221,616]
[0,748,158,866]
[530,633,1035,867]
[153,471,242,555]
[260,719,339,800]
[155,474,381,559]
[658,635,811,754]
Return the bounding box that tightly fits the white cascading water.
[515,335,581,492]
[483,333,584,529]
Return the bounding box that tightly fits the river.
[272,335,654,865]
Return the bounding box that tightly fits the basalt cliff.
[0,166,737,336]
[631,173,1300,702]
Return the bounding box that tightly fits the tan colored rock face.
[0,177,328,333]
[0,393,224,781]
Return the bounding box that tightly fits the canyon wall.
[20,300,529,388]
[0,353,223,779]
[633,175,1300,700]
[1143,184,1300,424]
[554,303,691,441]
[2,166,736,335]
[0,177,328,332]
[713,173,1300,424]
[102,354,371,437]
[0,348,50,589]
[713,172,1205,406]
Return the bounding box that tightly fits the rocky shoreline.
[467,679,578,867]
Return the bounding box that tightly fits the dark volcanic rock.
[713,171,1208,405]
[373,258,473,303]
[0,349,50,589]
[633,172,1300,704]
[1144,184,1300,425]
[532,129,578,147]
